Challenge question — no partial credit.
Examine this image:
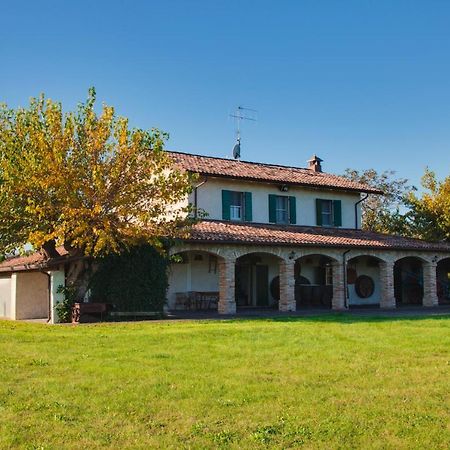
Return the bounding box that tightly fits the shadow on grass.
[261,312,450,325]
[186,308,450,325]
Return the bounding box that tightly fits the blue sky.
[1,0,449,188]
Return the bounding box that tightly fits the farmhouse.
[167,152,450,313]
[1,151,449,322]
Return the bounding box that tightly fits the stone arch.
[235,251,284,309]
[394,256,425,306]
[436,254,450,264]
[436,257,450,305]
[347,251,388,263]
[169,245,226,259]
[394,254,430,264]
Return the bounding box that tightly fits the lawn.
[0,315,449,449]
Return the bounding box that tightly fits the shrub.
[55,284,78,323]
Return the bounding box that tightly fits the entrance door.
[255,265,269,306]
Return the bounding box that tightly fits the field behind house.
[0,315,449,449]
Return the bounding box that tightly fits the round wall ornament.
[355,275,375,298]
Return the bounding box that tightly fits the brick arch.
[347,253,388,263]
[235,249,285,261]
[169,245,227,260]
[393,254,431,264]
[436,255,450,264]
[294,252,340,263]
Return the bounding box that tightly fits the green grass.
[0,315,449,449]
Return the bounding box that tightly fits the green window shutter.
[244,192,252,222]
[222,190,231,220]
[289,196,296,224]
[269,195,277,223]
[333,200,342,227]
[316,199,323,226]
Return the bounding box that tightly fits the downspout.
[342,249,351,309]
[354,193,369,229]
[193,176,208,219]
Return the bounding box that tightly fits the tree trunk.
[41,240,60,259]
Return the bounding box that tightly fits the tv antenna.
[229,106,257,160]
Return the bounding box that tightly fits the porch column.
[379,261,396,309]
[279,259,296,312]
[331,261,346,310]
[218,257,236,314]
[423,261,439,307]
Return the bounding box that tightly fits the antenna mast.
[229,106,257,160]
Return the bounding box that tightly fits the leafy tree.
[405,169,450,242]
[0,88,194,257]
[342,168,413,234]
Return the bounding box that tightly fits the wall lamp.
[288,251,296,260]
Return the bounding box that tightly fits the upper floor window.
[222,190,252,222]
[230,191,243,220]
[321,200,333,226]
[316,199,342,227]
[276,196,288,224]
[269,195,296,224]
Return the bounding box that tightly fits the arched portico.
[437,257,450,305]
[394,256,425,306]
[235,251,283,309]
[294,254,340,310]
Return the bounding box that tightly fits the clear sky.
[1,0,450,188]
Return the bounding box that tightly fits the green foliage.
[405,168,450,242]
[89,245,169,313]
[0,88,194,256]
[54,284,78,323]
[343,168,413,234]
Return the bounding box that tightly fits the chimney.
[308,154,323,172]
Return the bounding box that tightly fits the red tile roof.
[186,220,450,252]
[168,151,383,194]
[0,247,69,272]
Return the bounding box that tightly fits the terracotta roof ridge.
[166,150,383,195]
[166,150,314,172]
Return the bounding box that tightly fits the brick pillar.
[423,261,439,307]
[279,259,296,312]
[379,261,396,309]
[218,258,236,314]
[331,261,346,310]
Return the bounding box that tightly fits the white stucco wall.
[167,251,220,308]
[347,257,381,306]
[192,177,362,228]
[0,275,12,318]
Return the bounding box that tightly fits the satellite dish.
[232,138,241,160]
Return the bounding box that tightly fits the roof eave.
[183,237,448,252]
[185,171,383,195]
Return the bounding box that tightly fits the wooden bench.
[71,302,111,323]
